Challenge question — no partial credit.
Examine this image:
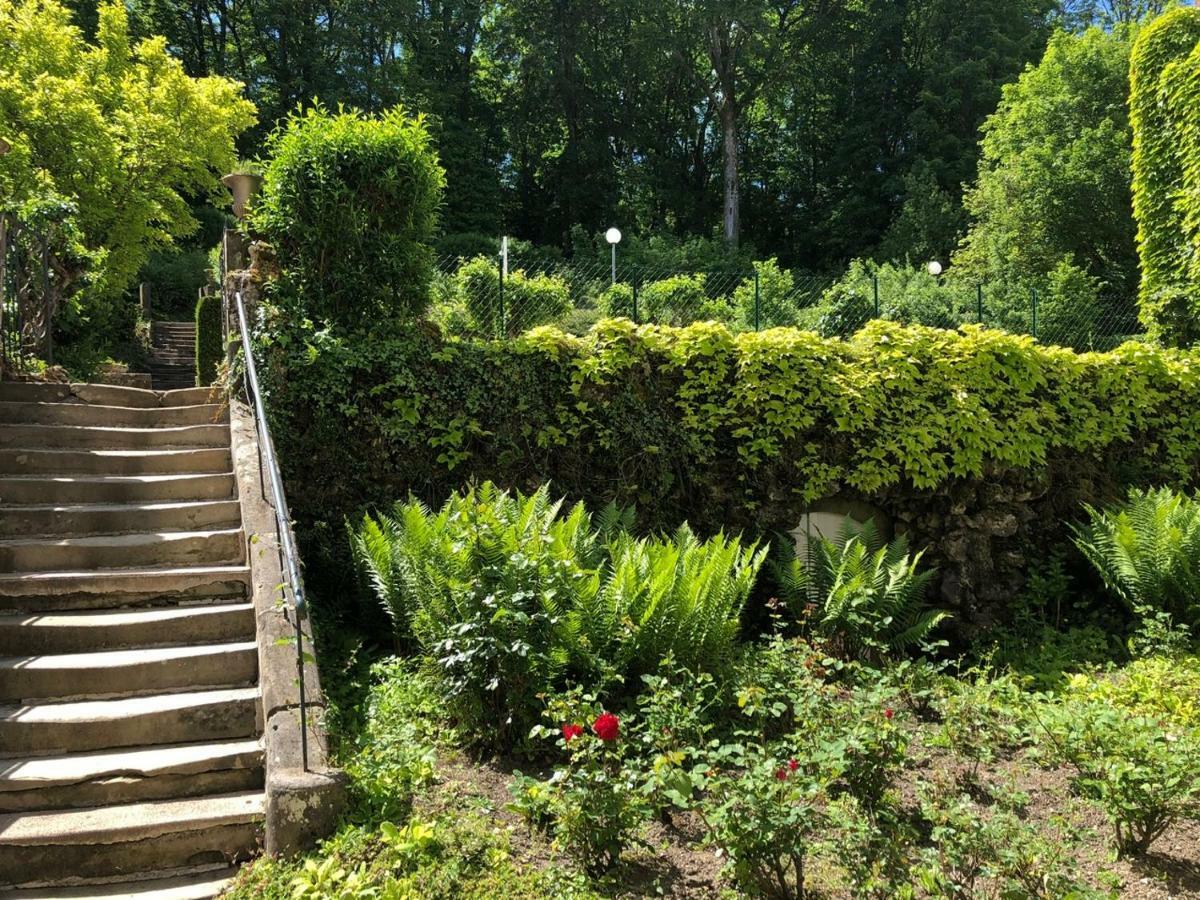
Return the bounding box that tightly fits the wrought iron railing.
[230,288,311,771]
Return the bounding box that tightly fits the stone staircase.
[0,382,262,898]
[147,323,197,392]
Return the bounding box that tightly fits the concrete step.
[0,529,244,573]
[0,686,260,755]
[0,423,229,451]
[0,473,234,504]
[0,383,217,409]
[0,739,263,812]
[0,402,226,429]
[0,640,258,702]
[5,867,236,899]
[0,565,250,613]
[0,792,263,886]
[0,604,255,655]
[0,500,242,539]
[0,448,232,477]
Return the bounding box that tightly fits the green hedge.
[194,292,222,386]
[262,318,1200,573]
[1130,7,1200,346]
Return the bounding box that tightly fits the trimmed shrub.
[455,256,571,337]
[252,104,445,329]
[194,291,222,386]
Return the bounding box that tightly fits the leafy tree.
[0,0,255,297]
[953,26,1138,338]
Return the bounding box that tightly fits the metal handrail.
[231,289,309,772]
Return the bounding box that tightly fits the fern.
[771,518,947,663]
[1072,487,1200,628]
[349,482,766,747]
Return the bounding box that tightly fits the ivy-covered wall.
[261,316,1200,629]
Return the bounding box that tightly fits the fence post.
[872,274,880,319]
[41,231,52,365]
[753,269,761,331]
[976,284,983,323]
[1031,287,1038,338]
[632,271,639,324]
[497,258,505,338]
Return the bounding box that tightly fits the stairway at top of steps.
[0,380,263,899]
[147,322,198,393]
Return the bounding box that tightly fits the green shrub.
[597,282,635,319]
[1040,699,1200,856]
[774,520,947,663]
[638,273,708,325]
[816,260,968,338]
[732,258,801,329]
[1072,487,1200,629]
[701,745,828,899]
[350,484,597,750]
[252,104,445,329]
[455,256,571,337]
[194,291,221,386]
[269,317,1200,623]
[525,693,649,874]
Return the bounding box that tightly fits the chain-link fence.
[428,251,1144,352]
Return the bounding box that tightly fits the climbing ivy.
[1130,7,1200,346]
[261,317,1200,563]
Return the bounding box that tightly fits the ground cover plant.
[228,487,1200,898]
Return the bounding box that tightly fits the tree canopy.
[0,0,256,298]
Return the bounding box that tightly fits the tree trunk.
[720,102,740,247]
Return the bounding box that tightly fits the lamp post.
[605,227,622,285]
[927,260,943,277]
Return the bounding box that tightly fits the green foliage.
[351,484,598,750]
[454,256,571,337]
[1040,699,1200,856]
[1072,487,1200,628]
[913,779,1098,897]
[576,524,766,680]
[253,104,445,329]
[270,314,1200,628]
[524,693,649,874]
[1064,654,1200,729]
[194,292,221,386]
[0,0,254,362]
[701,744,827,899]
[343,660,440,823]
[816,260,968,337]
[775,520,947,663]
[1130,7,1200,345]
[955,26,1138,345]
[350,483,759,748]
[932,671,1028,783]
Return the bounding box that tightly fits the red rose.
[788,758,799,771]
[774,767,788,781]
[562,723,584,743]
[884,708,894,720]
[592,712,620,742]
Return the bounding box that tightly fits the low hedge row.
[259,317,1200,622]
